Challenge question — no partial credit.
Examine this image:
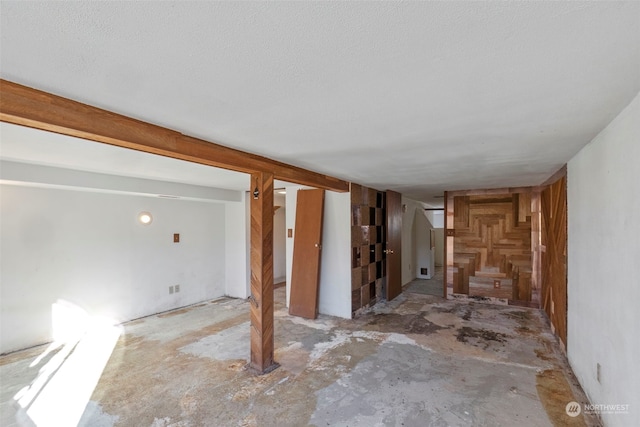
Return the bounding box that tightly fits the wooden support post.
[530,190,542,306]
[249,171,278,374]
[444,191,454,299]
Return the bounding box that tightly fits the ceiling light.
[277,190,286,194]
[138,212,153,225]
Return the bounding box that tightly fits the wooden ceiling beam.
[0,79,349,192]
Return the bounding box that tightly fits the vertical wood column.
[444,191,455,298]
[530,190,542,306]
[249,171,278,374]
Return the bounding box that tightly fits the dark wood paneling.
[289,189,325,319]
[350,184,387,315]
[385,190,402,301]
[444,191,449,298]
[541,174,568,346]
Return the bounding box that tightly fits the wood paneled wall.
[541,173,568,346]
[446,188,535,303]
[351,184,386,316]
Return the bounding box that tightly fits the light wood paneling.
[0,79,349,192]
[541,173,568,346]
[447,189,534,303]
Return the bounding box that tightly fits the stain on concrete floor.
[537,369,587,427]
[364,312,445,335]
[456,326,508,349]
[1,289,602,427]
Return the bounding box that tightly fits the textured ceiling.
[1,2,639,204]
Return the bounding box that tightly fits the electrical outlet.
[175,284,180,293]
[169,286,174,294]
[597,363,601,383]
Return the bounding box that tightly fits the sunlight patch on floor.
[13,300,122,427]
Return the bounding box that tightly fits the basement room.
[1,2,638,426]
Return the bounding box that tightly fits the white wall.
[224,196,248,299]
[273,192,287,284]
[425,210,445,267]
[0,162,249,354]
[284,186,351,318]
[318,191,351,318]
[415,210,434,280]
[434,228,445,267]
[401,196,435,284]
[0,184,227,354]
[567,92,639,426]
[425,210,444,229]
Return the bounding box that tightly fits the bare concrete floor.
[404,266,444,297]
[1,288,600,427]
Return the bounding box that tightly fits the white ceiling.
[1,2,639,204]
[0,122,251,191]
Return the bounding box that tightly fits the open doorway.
[403,207,445,298]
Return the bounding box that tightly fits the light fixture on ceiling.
[138,212,153,225]
[277,189,286,195]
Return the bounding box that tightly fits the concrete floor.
[404,266,444,297]
[1,287,600,427]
